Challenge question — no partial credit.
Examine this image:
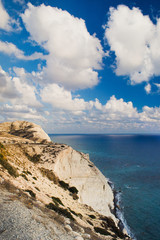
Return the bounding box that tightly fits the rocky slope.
[0,121,131,240]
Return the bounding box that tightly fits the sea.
[49,134,160,240]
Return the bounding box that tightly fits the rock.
[64,224,72,232]
[72,231,81,237]
[74,236,84,240]
[0,121,51,143]
[0,177,4,184]
[64,218,71,225]
[82,233,90,239]
[53,147,116,219]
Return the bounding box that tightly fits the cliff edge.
[0,121,51,143]
[0,121,131,240]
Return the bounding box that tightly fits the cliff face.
[52,147,116,219]
[0,121,131,240]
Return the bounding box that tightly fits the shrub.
[59,180,69,190]
[40,168,59,184]
[32,177,37,180]
[101,216,125,238]
[94,227,111,236]
[0,153,19,177]
[68,186,78,194]
[46,203,74,220]
[0,143,5,149]
[25,152,41,163]
[72,193,79,200]
[25,189,36,198]
[52,196,64,206]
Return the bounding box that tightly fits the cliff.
[0,121,131,240]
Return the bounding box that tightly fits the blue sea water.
[49,134,160,240]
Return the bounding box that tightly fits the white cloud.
[0,66,41,107]
[12,77,41,107]
[21,3,104,90]
[145,83,151,94]
[0,0,21,31]
[0,66,20,100]
[0,0,11,31]
[103,95,138,119]
[104,5,160,85]
[0,41,45,60]
[140,105,160,122]
[41,84,89,113]
[0,104,45,121]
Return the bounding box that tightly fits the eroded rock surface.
[0,121,131,240]
[0,121,51,143]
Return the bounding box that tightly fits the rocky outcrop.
[0,121,51,143]
[0,121,131,240]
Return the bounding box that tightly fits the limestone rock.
[53,147,116,220]
[0,121,51,143]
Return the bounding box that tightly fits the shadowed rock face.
[0,121,51,143]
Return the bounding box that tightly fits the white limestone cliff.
[52,146,117,221]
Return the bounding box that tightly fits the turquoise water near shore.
[50,134,160,240]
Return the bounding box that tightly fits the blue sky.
[0,0,160,133]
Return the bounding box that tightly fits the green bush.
[46,203,74,220]
[0,153,19,177]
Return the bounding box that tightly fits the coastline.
[108,180,135,239]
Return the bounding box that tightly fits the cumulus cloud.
[0,0,11,31]
[41,84,139,121]
[41,93,160,133]
[0,0,21,31]
[104,5,160,86]
[41,84,90,114]
[0,66,40,107]
[140,105,160,122]
[0,104,45,121]
[103,95,138,119]
[0,66,20,100]
[0,41,45,60]
[21,3,104,90]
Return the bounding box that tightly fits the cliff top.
[0,121,51,143]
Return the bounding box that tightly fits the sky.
[0,0,160,133]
